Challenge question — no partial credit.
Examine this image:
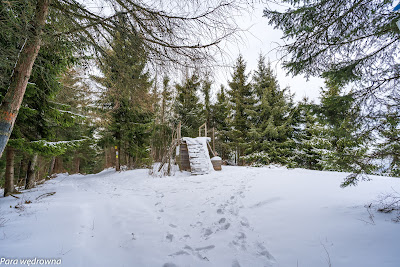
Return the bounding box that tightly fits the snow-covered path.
[0,166,400,267]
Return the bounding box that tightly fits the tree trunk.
[25,153,38,189]
[0,0,50,158]
[74,157,80,174]
[18,155,28,186]
[109,146,114,168]
[104,148,109,168]
[4,146,15,196]
[48,156,56,177]
[115,145,120,171]
[54,157,64,174]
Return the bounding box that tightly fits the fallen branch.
[36,192,56,200]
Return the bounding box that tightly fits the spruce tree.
[211,85,231,160]
[173,73,204,137]
[97,28,154,169]
[317,79,369,174]
[227,55,255,165]
[247,55,294,166]
[202,77,212,129]
[292,98,327,170]
[375,107,400,177]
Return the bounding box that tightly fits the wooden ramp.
[181,137,214,175]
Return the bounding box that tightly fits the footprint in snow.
[222,223,231,230]
[166,233,174,242]
[240,217,250,228]
[232,260,241,267]
[231,232,247,251]
[163,263,178,267]
[203,228,213,238]
[256,242,275,261]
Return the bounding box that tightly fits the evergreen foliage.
[227,55,255,165]
[97,28,154,168]
[316,81,368,173]
[292,98,327,170]
[245,55,294,166]
[375,107,400,177]
[263,0,399,106]
[202,77,213,129]
[211,86,231,160]
[173,73,204,137]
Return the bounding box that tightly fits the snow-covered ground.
[0,166,399,267]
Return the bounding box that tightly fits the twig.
[36,192,56,201]
[320,242,332,267]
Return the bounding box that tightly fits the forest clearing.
[1,1,400,266]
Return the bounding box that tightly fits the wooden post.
[205,123,207,137]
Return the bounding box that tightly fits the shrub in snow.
[241,152,270,167]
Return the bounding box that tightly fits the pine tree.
[227,55,255,165]
[173,73,204,137]
[247,55,294,166]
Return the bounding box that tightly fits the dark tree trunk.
[48,156,56,177]
[0,0,50,158]
[115,145,120,171]
[25,153,38,189]
[54,157,64,174]
[109,146,114,168]
[74,157,80,174]
[17,155,28,186]
[104,148,109,168]
[4,146,15,196]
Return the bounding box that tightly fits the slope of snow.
[0,166,399,267]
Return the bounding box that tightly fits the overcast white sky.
[215,3,325,103]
